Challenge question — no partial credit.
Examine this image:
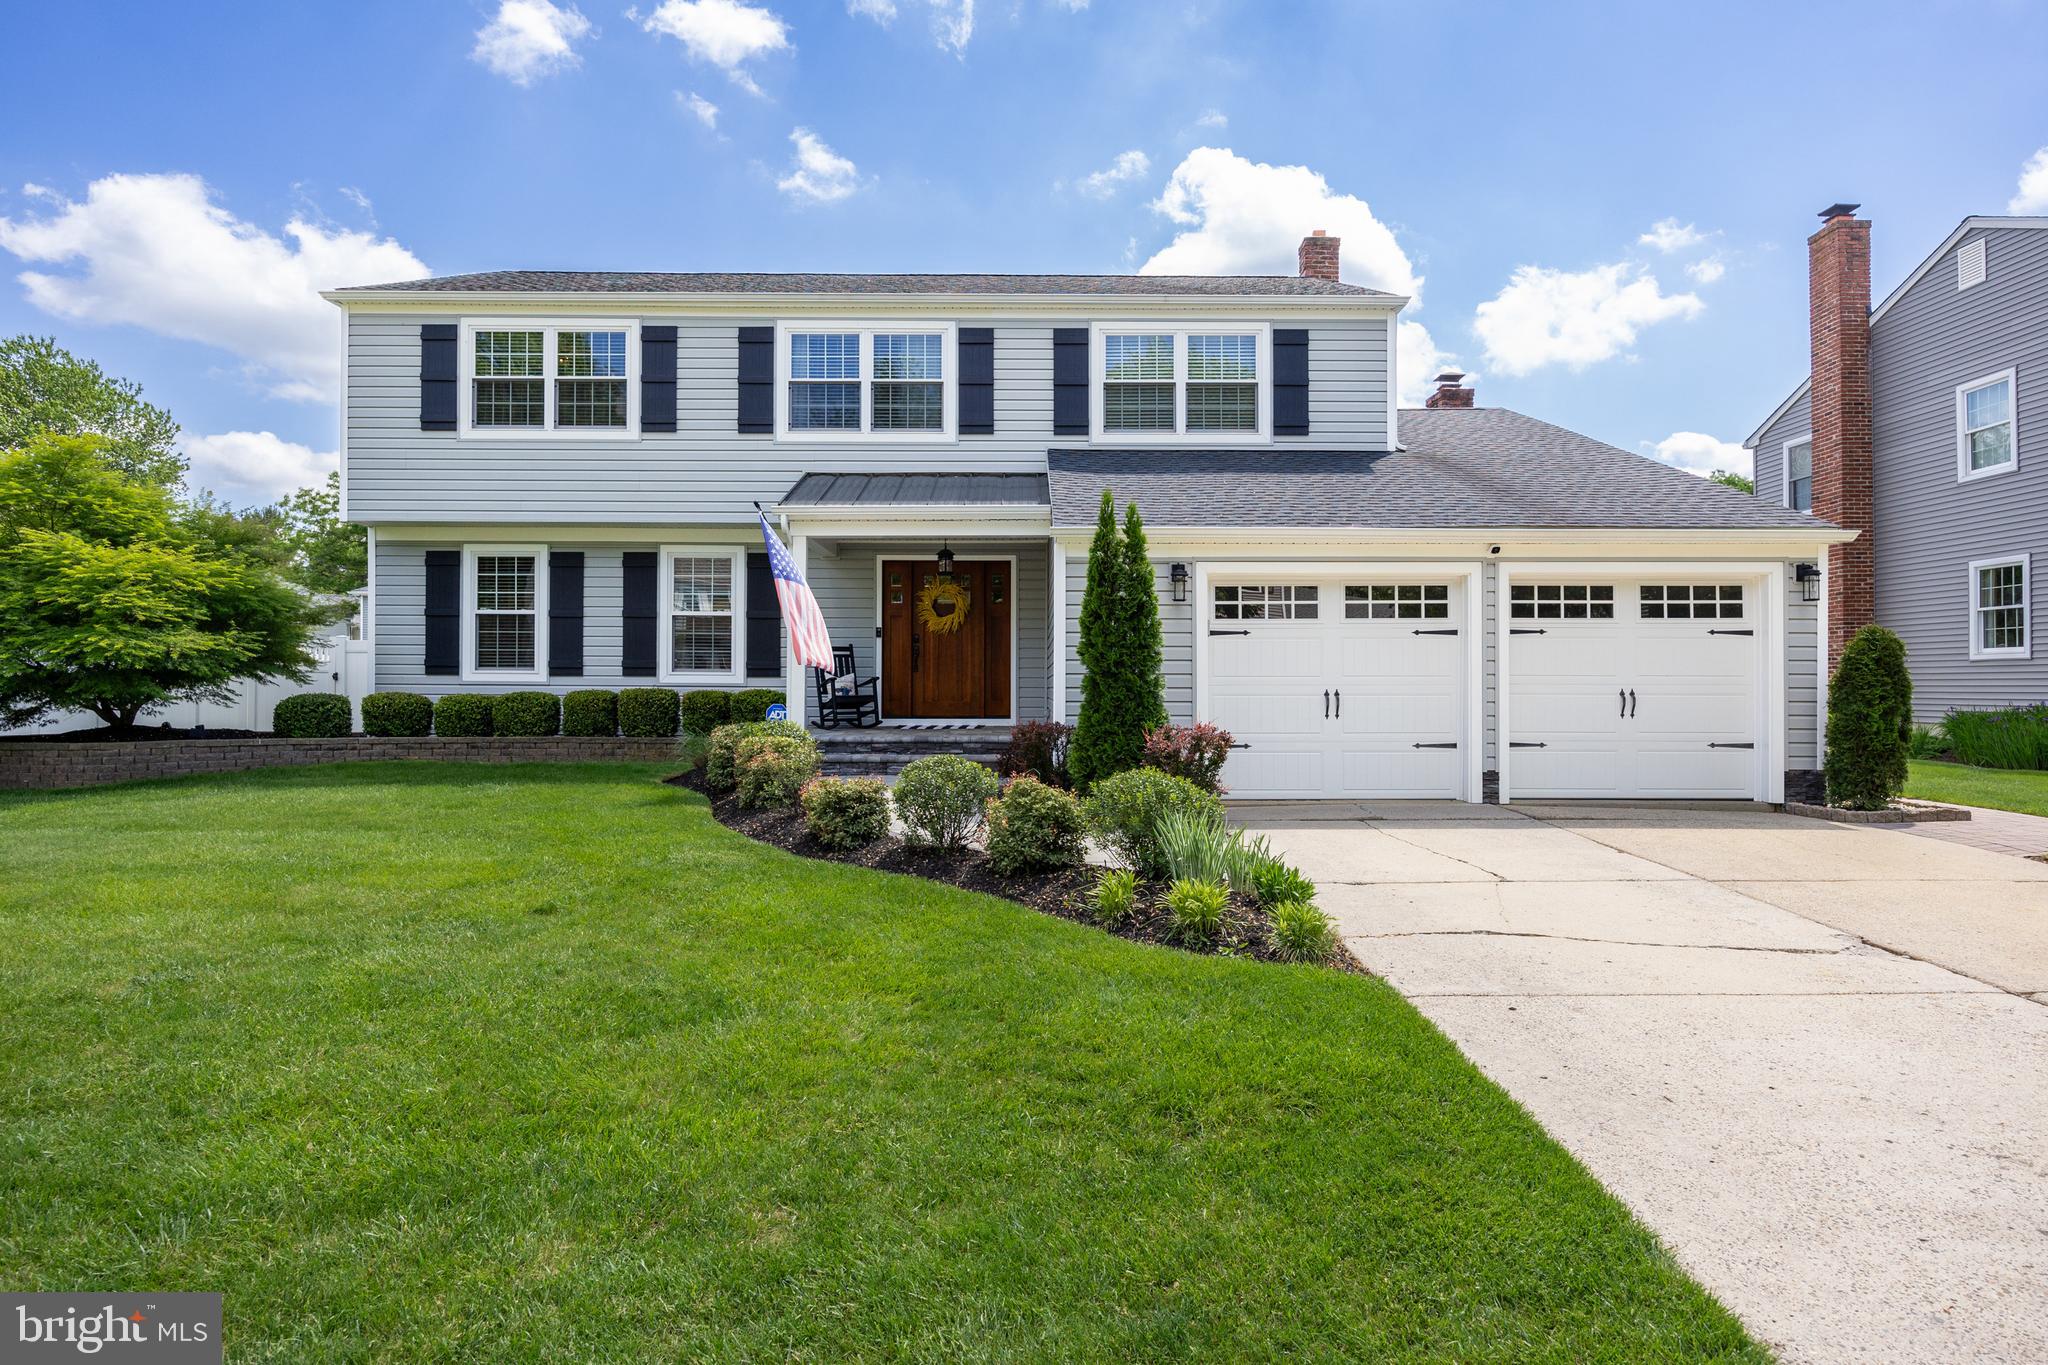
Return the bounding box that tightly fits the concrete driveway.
[1233,800,2048,1365]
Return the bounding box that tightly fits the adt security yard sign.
[766,703,788,722]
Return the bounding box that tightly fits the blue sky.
[2,0,2044,504]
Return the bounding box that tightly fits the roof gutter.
[320,289,1410,315]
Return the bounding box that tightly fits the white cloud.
[0,172,428,403]
[1685,255,1726,285]
[1138,146,1451,402]
[471,1,592,85]
[777,128,860,203]
[338,186,375,222]
[1646,431,1750,480]
[679,90,719,128]
[847,0,897,18]
[1639,217,1706,253]
[1070,149,1149,199]
[640,0,790,92]
[182,430,336,504]
[2011,146,2048,214]
[1474,261,1703,376]
[928,0,973,54]
[1193,108,1228,129]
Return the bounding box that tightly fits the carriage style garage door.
[1207,574,1469,800]
[1504,576,1763,800]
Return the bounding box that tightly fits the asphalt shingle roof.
[1047,408,1838,531]
[781,472,1049,507]
[330,270,1396,299]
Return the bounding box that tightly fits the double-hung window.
[1956,370,2017,480]
[661,547,745,682]
[462,545,548,682]
[1784,438,1813,512]
[462,320,638,436]
[779,324,954,438]
[1093,325,1269,441]
[1968,555,2029,660]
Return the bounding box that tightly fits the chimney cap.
[1433,371,1466,385]
[1817,202,1861,220]
[1310,228,1328,237]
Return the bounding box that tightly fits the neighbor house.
[1747,206,2047,722]
[325,232,1847,803]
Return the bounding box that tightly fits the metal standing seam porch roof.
[780,472,1049,509]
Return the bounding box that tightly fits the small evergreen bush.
[432,693,493,737]
[705,719,810,791]
[360,691,432,738]
[893,754,1000,853]
[271,693,351,738]
[735,734,820,809]
[1824,625,1913,810]
[1141,723,1235,793]
[1069,493,1168,789]
[1083,767,1226,878]
[985,776,1087,875]
[1166,878,1229,946]
[617,687,680,738]
[999,720,1073,787]
[728,688,786,723]
[679,688,733,737]
[492,690,560,737]
[801,776,892,850]
[1268,900,1336,964]
[562,689,617,737]
[1092,869,1138,926]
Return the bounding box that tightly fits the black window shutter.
[621,551,658,676]
[641,326,677,433]
[423,549,460,675]
[958,327,994,434]
[1273,328,1309,435]
[737,326,774,434]
[548,551,584,677]
[420,324,457,431]
[746,552,781,678]
[1052,328,1089,436]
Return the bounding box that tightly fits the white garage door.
[1506,578,1762,800]
[1208,576,1468,799]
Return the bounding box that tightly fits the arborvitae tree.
[1824,624,1914,810]
[1118,499,1167,736]
[1068,489,1127,789]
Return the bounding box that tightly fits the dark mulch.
[1,726,273,744]
[672,772,1365,973]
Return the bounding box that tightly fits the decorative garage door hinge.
[1411,741,1459,749]
[1509,740,1548,748]
[1509,627,1547,635]
[1707,629,1755,636]
[1209,628,1251,636]
[1412,628,1459,636]
[1707,741,1755,749]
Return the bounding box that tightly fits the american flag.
[758,510,835,670]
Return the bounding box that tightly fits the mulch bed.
[671,772,1365,974]
[0,726,273,744]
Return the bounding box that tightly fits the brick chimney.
[1298,229,1340,281]
[1809,202,1874,670]
[1425,371,1475,409]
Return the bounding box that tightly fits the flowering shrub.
[1140,722,1235,794]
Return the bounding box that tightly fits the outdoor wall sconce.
[936,542,955,577]
[1795,561,1821,603]
[1170,562,1189,603]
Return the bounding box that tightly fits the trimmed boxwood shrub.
[618,687,680,738]
[679,688,733,737]
[563,689,618,737]
[360,691,432,738]
[433,694,493,738]
[705,719,811,791]
[1825,624,1913,810]
[893,754,1001,853]
[735,734,821,809]
[985,776,1086,875]
[1083,767,1225,879]
[492,691,560,737]
[271,693,351,739]
[728,688,786,723]
[800,776,891,850]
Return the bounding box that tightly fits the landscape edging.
[0,736,681,791]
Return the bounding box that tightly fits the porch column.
[784,533,808,727]
[1049,538,1068,725]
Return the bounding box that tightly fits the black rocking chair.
[813,645,881,728]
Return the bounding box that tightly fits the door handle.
[1619,688,1626,717]
[1323,689,1330,719]
[1334,689,1341,718]
[1628,688,1637,718]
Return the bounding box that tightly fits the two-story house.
[1747,206,2047,721]
[326,232,1846,804]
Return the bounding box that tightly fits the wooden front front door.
[879,559,1013,719]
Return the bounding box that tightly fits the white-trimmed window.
[461,319,639,437]
[661,547,746,682]
[462,545,548,682]
[1784,437,1813,512]
[1968,555,2029,660]
[777,323,955,439]
[1956,369,2017,480]
[1093,324,1271,442]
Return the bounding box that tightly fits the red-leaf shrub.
[1140,722,1233,794]
[1000,720,1073,787]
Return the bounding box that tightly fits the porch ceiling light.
[1170,562,1189,603]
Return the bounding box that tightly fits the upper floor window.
[1956,369,2017,481]
[462,320,638,437]
[1784,438,1812,512]
[778,324,954,439]
[1093,324,1270,442]
[1968,555,2029,660]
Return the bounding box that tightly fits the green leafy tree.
[1708,470,1755,495]
[1070,492,1168,789]
[0,434,336,731]
[1824,624,1914,810]
[274,471,367,593]
[0,335,184,487]
[1118,499,1167,734]
[1068,489,1126,789]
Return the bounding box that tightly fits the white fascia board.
[321,291,1409,319]
[1073,526,1860,556]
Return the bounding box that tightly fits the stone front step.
[812,726,1010,778]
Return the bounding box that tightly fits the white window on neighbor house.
[1094,325,1270,442]
[662,547,745,683]
[778,324,954,438]
[463,320,637,436]
[1956,369,2017,480]
[1784,437,1813,512]
[463,545,547,683]
[1968,555,2030,660]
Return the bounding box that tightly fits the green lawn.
[0,764,1759,1362]
[1908,758,2048,818]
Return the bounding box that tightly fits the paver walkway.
[1886,803,2048,858]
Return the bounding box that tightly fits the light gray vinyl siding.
[1785,569,1819,768]
[1751,389,1811,511]
[1058,553,1194,726]
[343,314,1393,524]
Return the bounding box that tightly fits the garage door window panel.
[1641,584,1744,620]
[1346,583,1450,621]
[1215,584,1318,621]
[1510,584,1615,620]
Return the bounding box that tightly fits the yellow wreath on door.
[916,577,972,635]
